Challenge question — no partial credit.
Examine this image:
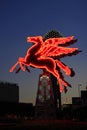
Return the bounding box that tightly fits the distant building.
[0,82,19,102]
[72,90,87,108]
[0,102,34,117]
[81,90,87,105]
[72,97,82,106]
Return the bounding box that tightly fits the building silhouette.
[81,90,87,105]
[0,82,34,117]
[72,90,87,107]
[0,82,19,102]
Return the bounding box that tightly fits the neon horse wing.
[37,36,79,58]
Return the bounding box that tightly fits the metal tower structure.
[43,30,63,109]
[35,69,56,119]
[35,30,63,118]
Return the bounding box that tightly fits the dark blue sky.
[0,0,87,104]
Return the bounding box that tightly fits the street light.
[78,84,82,97]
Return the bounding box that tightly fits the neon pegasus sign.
[10,35,79,92]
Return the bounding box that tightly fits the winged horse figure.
[10,36,79,92]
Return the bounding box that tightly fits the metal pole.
[78,84,82,97]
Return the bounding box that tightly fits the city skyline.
[0,0,87,104]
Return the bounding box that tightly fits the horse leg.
[10,61,19,72]
[56,60,72,76]
[10,57,29,72]
[53,70,71,92]
[46,65,70,92]
[18,57,30,71]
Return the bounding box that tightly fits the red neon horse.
[10,36,79,92]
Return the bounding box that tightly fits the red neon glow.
[10,36,79,92]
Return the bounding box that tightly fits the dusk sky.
[0,0,87,104]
